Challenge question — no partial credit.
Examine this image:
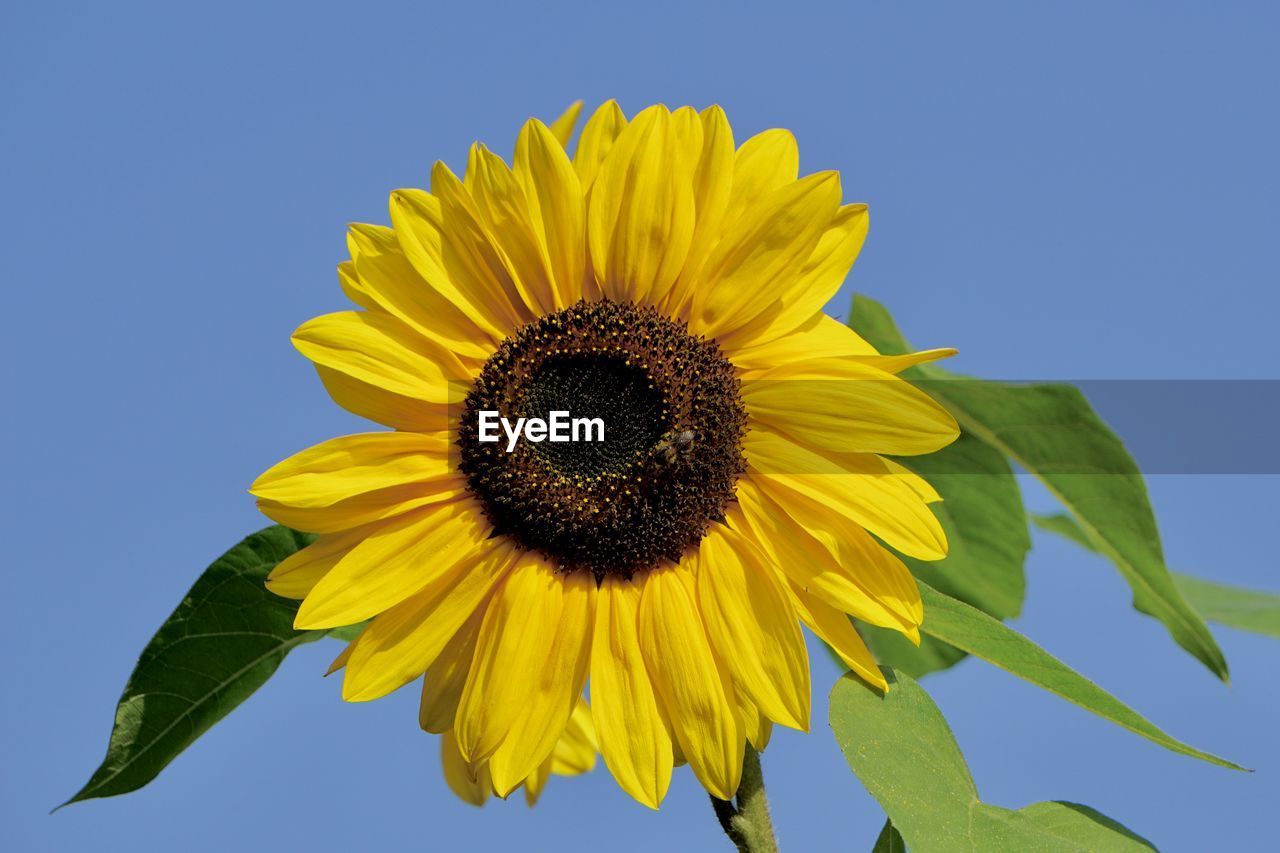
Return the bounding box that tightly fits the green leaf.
[871,820,906,853]
[851,294,1229,682]
[898,434,1030,619]
[917,581,1244,770]
[1029,511,1097,551]
[861,628,968,681]
[1171,575,1280,639]
[832,668,1157,852]
[1018,803,1163,851]
[863,432,1032,679]
[64,525,353,806]
[1033,512,1280,639]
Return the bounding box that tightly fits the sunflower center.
[459,300,746,580]
[522,353,668,478]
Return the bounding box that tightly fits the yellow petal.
[251,431,453,508]
[292,311,468,408]
[523,697,597,806]
[666,105,734,317]
[637,566,742,800]
[523,759,553,806]
[419,606,486,734]
[388,188,512,343]
[311,363,447,433]
[731,312,957,377]
[743,361,959,456]
[786,581,888,691]
[848,348,959,374]
[670,105,704,155]
[455,560,594,798]
[732,313,878,374]
[671,736,686,768]
[745,430,947,561]
[574,100,627,188]
[794,494,926,631]
[691,172,841,342]
[430,161,532,330]
[514,119,587,309]
[723,128,799,227]
[734,689,773,752]
[441,729,491,807]
[547,100,584,148]
[255,475,466,535]
[590,577,673,809]
[294,498,489,629]
[347,221,496,361]
[881,457,943,503]
[341,540,519,701]
[695,525,810,730]
[587,105,695,306]
[265,525,370,599]
[736,203,870,345]
[467,143,558,316]
[487,573,595,796]
[735,478,921,635]
[760,353,957,384]
[549,697,598,776]
[337,259,378,311]
[325,640,355,676]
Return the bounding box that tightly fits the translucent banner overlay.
[446,379,1280,475]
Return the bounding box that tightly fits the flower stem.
[709,745,780,852]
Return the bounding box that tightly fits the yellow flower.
[252,101,959,809]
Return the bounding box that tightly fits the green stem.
[711,795,749,850]
[709,745,780,853]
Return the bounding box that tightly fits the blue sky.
[4,2,1277,850]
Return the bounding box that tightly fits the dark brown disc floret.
[458,300,746,581]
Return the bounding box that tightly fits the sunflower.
[252,101,959,808]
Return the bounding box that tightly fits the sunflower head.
[251,101,959,809]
